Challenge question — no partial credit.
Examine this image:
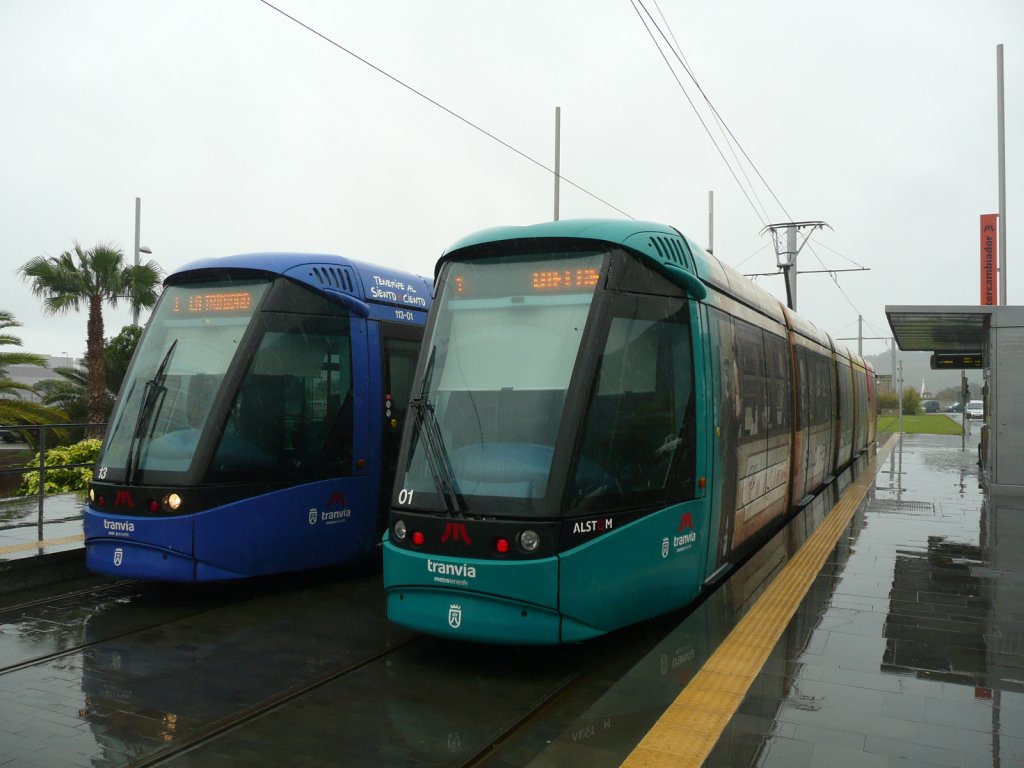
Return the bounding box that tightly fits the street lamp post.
[133,197,152,326]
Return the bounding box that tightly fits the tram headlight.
[89,488,95,502]
[518,529,540,552]
[394,520,407,541]
[165,493,182,511]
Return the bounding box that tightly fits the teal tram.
[383,219,876,644]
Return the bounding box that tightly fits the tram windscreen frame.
[96,278,272,484]
[395,248,607,518]
[96,276,356,488]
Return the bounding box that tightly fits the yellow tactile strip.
[622,434,897,768]
[0,533,85,556]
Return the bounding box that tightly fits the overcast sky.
[2,0,1021,362]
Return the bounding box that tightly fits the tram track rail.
[130,634,424,768]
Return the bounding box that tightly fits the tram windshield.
[96,277,354,485]
[398,250,604,514]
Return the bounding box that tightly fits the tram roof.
[173,252,427,283]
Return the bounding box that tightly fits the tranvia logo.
[309,507,353,525]
[448,603,462,629]
[321,508,352,524]
[427,559,477,578]
[103,519,135,533]
[113,547,123,566]
[678,512,694,531]
[661,537,670,558]
[440,522,473,545]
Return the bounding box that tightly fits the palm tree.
[19,242,162,426]
[33,364,97,424]
[0,310,67,436]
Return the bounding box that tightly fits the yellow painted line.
[622,434,897,768]
[0,533,85,556]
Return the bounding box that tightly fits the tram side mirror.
[661,264,708,300]
[322,288,371,318]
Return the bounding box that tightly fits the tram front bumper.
[386,587,567,644]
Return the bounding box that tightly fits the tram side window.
[836,361,854,458]
[733,320,768,445]
[568,305,694,512]
[764,332,792,439]
[808,350,833,427]
[208,318,353,482]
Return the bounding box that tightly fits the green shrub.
[877,392,899,411]
[901,389,921,415]
[17,438,101,496]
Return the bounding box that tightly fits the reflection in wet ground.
[725,434,1024,768]
[489,434,1023,768]
[1,434,1020,768]
[0,493,85,558]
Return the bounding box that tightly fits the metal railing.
[0,422,106,535]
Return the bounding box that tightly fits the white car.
[966,399,984,419]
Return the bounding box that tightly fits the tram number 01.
[398,489,415,505]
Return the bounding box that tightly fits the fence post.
[36,425,47,544]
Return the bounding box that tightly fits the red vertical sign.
[980,214,998,305]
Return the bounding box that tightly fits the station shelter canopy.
[885,305,993,355]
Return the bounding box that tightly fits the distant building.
[4,356,78,403]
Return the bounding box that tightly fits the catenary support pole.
[997,45,1007,305]
[553,107,561,221]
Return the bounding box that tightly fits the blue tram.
[383,219,875,644]
[84,252,431,581]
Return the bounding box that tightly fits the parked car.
[921,399,940,413]
[0,429,23,443]
[966,400,984,419]
[947,402,962,413]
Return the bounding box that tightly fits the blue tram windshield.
[399,251,604,509]
[97,279,270,481]
[204,313,353,483]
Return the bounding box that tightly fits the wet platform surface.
[0,432,1018,767]
[0,493,85,561]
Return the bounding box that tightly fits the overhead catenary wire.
[644,0,773,226]
[257,0,633,219]
[629,0,769,228]
[634,0,884,341]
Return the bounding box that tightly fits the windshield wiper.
[409,396,462,516]
[125,339,177,484]
[409,346,462,515]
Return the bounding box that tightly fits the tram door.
[378,323,423,532]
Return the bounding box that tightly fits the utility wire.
[643,0,772,225]
[629,0,767,227]
[636,0,785,223]
[258,0,633,218]
[811,240,869,269]
[635,2,881,338]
